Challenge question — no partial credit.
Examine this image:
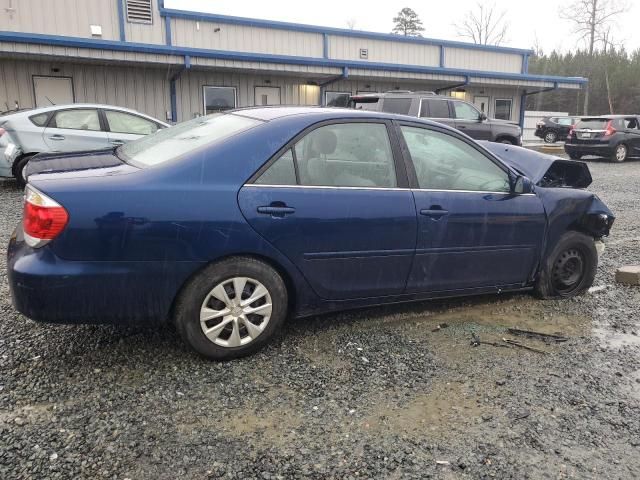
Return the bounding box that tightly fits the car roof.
[578,115,638,119]
[231,105,443,125]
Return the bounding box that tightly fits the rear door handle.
[48,134,65,141]
[420,208,449,218]
[257,205,295,217]
[110,139,125,145]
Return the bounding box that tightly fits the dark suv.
[565,115,640,162]
[349,91,522,145]
[534,116,577,143]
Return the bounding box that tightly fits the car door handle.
[110,139,125,145]
[48,134,65,141]
[420,208,449,218]
[257,205,295,217]
[457,125,467,129]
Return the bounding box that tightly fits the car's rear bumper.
[564,143,614,157]
[534,129,546,139]
[7,227,204,325]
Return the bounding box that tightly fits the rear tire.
[568,152,582,160]
[13,154,33,189]
[611,143,628,163]
[534,231,597,299]
[497,137,516,145]
[174,257,288,360]
[543,131,558,143]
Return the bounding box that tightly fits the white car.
[0,104,169,186]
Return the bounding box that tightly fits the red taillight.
[567,126,575,139]
[23,186,68,247]
[604,120,617,137]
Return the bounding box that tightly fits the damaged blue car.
[7,107,614,359]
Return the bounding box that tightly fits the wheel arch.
[168,252,299,323]
[494,134,518,144]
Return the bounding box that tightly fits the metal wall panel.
[171,18,323,57]
[0,58,171,120]
[329,36,440,66]
[445,47,522,74]
[0,0,120,40]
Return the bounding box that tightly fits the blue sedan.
[8,107,614,359]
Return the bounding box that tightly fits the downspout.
[518,81,559,129]
[170,55,191,123]
[116,0,126,42]
[319,66,349,106]
[434,75,469,94]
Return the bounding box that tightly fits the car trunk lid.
[24,148,138,182]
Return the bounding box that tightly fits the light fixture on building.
[90,25,102,37]
[450,90,467,100]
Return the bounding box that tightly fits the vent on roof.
[126,0,153,24]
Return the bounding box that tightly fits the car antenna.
[45,96,56,106]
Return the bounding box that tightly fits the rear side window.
[51,109,101,131]
[118,113,262,167]
[422,99,450,119]
[557,117,573,126]
[29,113,49,127]
[105,110,159,135]
[381,98,412,115]
[256,149,296,185]
[576,119,608,129]
[294,123,397,188]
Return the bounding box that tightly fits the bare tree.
[560,0,628,114]
[455,3,508,46]
[346,18,357,30]
[392,8,425,37]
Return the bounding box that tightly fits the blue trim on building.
[439,46,445,68]
[116,0,126,42]
[158,7,534,56]
[0,31,588,85]
[169,55,192,123]
[164,15,172,45]
[322,33,329,59]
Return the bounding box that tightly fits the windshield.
[117,113,263,167]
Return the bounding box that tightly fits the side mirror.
[479,112,487,122]
[513,175,534,194]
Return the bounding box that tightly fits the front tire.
[535,231,597,299]
[174,257,288,360]
[611,143,628,163]
[13,154,34,189]
[544,131,558,143]
[568,151,582,160]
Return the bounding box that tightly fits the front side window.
[494,99,512,121]
[105,110,159,135]
[118,113,262,167]
[423,99,450,119]
[52,109,101,131]
[203,86,237,114]
[381,98,412,115]
[294,123,396,188]
[401,126,510,193]
[256,149,296,185]
[453,101,481,121]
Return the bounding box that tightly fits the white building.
[0,0,586,125]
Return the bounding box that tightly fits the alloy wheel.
[551,248,585,295]
[544,131,557,143]
[199,277,272,348]
[615,145,627,162]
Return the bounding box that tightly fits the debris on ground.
[506,328,568,343]
[615,265,640,285]
[502,338,547,354]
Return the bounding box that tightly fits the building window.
[203,86,237,114]
[494,98,512,121]
[325,91,351,107]
[126,0,153,24]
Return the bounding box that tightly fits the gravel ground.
[1,157,639,479]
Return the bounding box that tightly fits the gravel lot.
[1,156,639,479]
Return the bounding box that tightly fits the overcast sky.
[165,0,639,54]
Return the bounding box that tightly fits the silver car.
[0,104,169,186]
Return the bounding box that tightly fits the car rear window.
[117,113,263,167]
[576,119,608,129]
[381,97,412,115]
